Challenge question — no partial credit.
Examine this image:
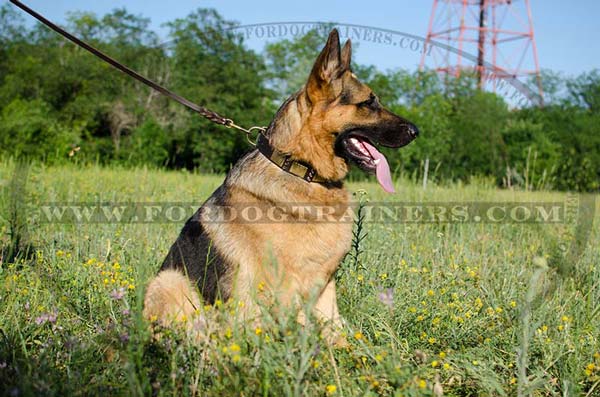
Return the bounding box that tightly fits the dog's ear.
[306,29,349,102]
[341,39,352,71]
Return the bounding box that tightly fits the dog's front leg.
[313,278,348,347]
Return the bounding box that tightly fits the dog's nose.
[407,123,419,138]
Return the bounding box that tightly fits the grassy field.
[0,161,598,396]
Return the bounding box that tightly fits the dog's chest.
[259,218,353,281]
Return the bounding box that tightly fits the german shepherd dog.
[143,29,418,345]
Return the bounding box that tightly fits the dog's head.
[269,29,418,193]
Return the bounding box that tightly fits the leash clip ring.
[244,126,266,146]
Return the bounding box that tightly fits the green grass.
[0,161,599,396]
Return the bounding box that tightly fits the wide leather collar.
[256,133,328,184]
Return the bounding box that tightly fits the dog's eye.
[358,94,378,109]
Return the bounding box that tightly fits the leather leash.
[10,0,331,183]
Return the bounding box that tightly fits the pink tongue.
[360,141,395,193]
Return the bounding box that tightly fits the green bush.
[123,118,169,167]
[0,98,78,162]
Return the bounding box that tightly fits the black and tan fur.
[143,29,418,345]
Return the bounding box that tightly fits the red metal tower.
[420,0,543,100]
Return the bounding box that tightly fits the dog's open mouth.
[336,134,395,193]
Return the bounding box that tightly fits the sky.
[4,0,599,79]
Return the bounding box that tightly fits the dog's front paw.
[321,325,350,348]
[332,334,350,349]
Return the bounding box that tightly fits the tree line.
[0,5,598,191]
